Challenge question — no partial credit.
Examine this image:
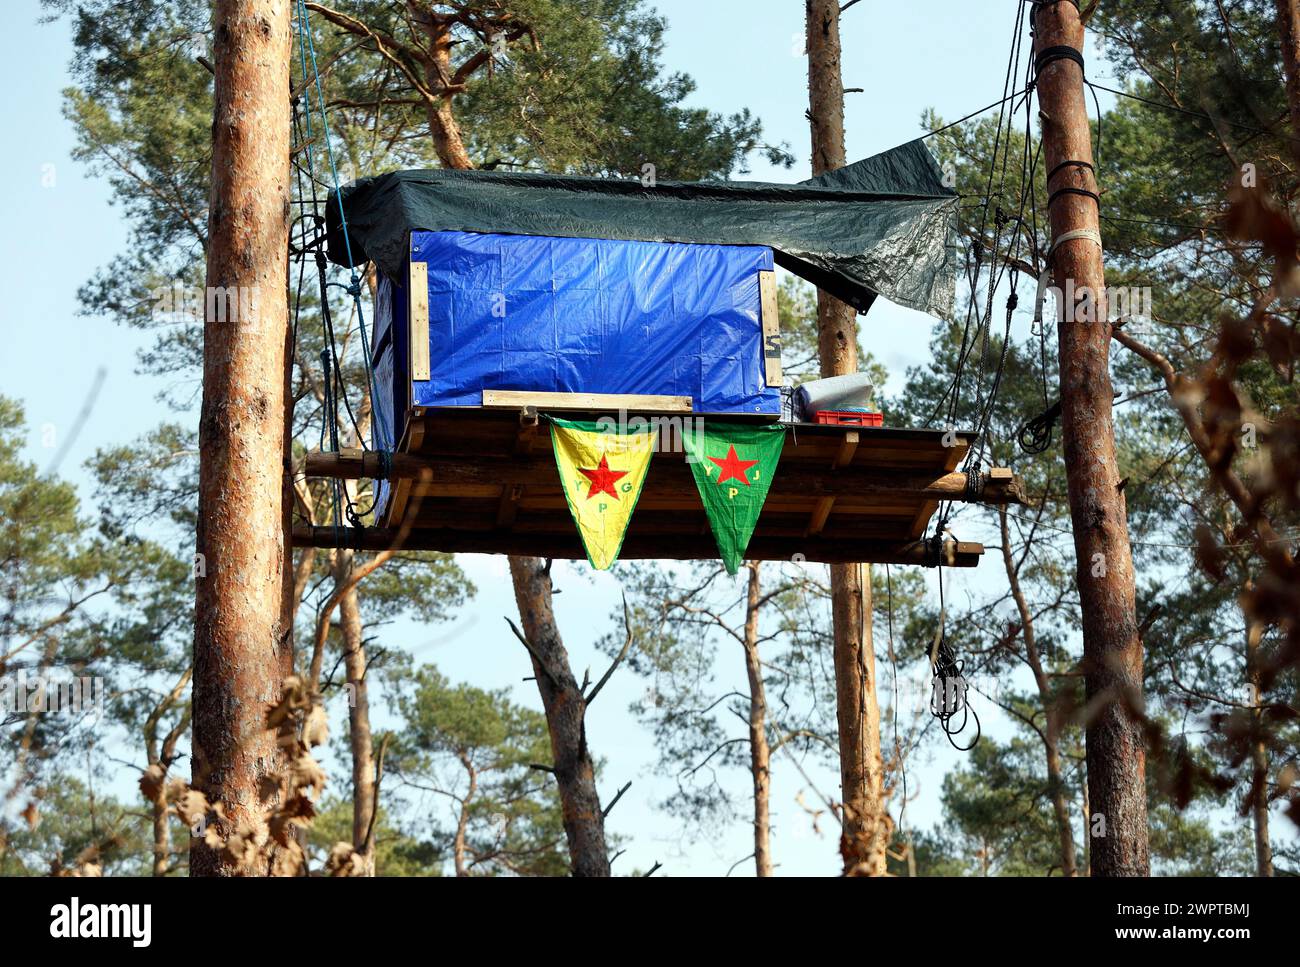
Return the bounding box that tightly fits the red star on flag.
[709,444,759,486]
[578,454,628,499]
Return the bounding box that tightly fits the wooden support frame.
[304,449,1026,505]
[291,524,983,567]
[908,430,967,539]
[296,409,1009,571]
[807,429,860,536]
[384,414,426,527]
[482,390,692,411]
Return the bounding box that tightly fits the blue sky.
[7,0,1252,878]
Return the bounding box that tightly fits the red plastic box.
[813,409,884,427]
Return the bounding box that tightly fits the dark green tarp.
[326,139,958,318]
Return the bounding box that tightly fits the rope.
[1017,399,1062,454]
[289,0,399,534]
[929,634,982,752]
[295,0,392,456]
[1048,227,1103,255]
[1047,185,1101,208]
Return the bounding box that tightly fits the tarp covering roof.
[326,139,958,318]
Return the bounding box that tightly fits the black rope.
[1047,185,1101,208]
[1045,158,1094,184]
[1017,399,1062,454]
[922,86,1035,142]
[1034,44,1085,78]
[292,85,381,530]
[930,635,981,752]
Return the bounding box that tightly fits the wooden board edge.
[481,390,693,412]
[408,260,430,382]
[758,269,783,388]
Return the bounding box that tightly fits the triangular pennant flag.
[549,417,655,570]
[684,422,786,574]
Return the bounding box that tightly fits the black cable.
[1033,44,1084,77]
[1047,185,1101,207]
[930,635,981,752]
[1085,80,1299,143]
[1017,399,1062,454]
[921,85,1035,142]
[1045,158,1094,184]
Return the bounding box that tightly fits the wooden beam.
[408,261,430,381]
[514,405,540,454]
[481,390,692,412]
[833,430,860,469]
[807,429,861,536]
[907,429,967,538]
[291,525,983,566]
[383,414,426,527]
[759,269,783,387]
[306,451,1027,506]
[495,483,523,528]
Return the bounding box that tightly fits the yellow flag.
[549,417,654,570]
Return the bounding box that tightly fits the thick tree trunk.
[191,0,292,877]
[508,557,610,876]
[831,564,888,874]
[806,0,888,876]
[1000,509,1077,876]
[742,563,773,877]
[1033,1,1148,877]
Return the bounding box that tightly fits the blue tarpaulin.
[373,230,780,442]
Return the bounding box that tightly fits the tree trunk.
[508,557,610,876]
[832,563,888,874]
[144,667,191,877]
[1033,0,1149,877]
[1277,0,1300,167]
[453,755,477,877]
[805,0,888,876]
[742,563,773,877]
[1080,769,1091,876]
[1244,594,1273,876]
[191,0,292,877]
[999,509,1077,876]
[424,19,474,169]
[334,536,377,876]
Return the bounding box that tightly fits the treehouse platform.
[295,401,1025,566]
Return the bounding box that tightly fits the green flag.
[684,422,786,574]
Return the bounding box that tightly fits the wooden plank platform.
[295,406,1024,566]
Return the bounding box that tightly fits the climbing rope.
[294,0,392,455]
[927,561,980,751]
[290,0,400,535]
